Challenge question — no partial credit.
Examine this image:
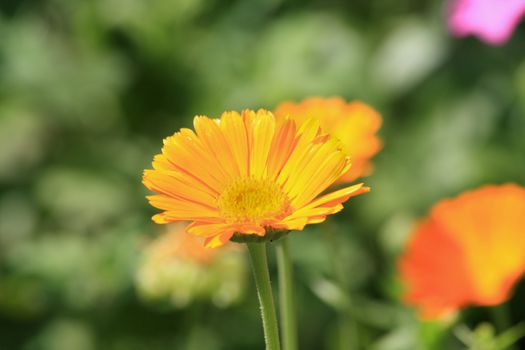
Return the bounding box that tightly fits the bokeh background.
[1,0,525,349]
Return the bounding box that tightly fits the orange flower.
[143,109,369,248]
[136,223,246,307]
[274,97,382,183]
[399,184,525,319]
[144,224,218,264]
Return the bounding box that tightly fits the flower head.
[399,184,525,319]
[136,223,246,307]
[448,0,525,45]
[274,97,382,183]
[143,109,369,248]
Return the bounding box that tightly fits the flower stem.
[247,242,281,350]
[276,236,298,350]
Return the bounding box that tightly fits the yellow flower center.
[218,177,290,224]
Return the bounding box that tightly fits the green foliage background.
[1,0,525,349]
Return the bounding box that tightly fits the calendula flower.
[274,97,382,183]
[136,223,246,307]
[399,184,525,319]
[143,109,369,248]
[448,0,525,45]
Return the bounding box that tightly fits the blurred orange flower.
[399,184,525,319]
[136,223,246,307]
[143,109,369,248]
[144,224,219,264]
[274,97,382,183]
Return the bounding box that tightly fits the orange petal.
[143,170,218,207]
[220,111,250,177]
[186,222,234,237]
[204,231,235,248]
[193,116,241,180]
[249,110,275,178]
[266,118,297,179]
[233,224,265,236]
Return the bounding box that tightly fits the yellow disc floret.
[218,177,291,225]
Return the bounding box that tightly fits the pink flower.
[448,0,525,45]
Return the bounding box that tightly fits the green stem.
[276,236,298,350]
[247,242,281,350]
